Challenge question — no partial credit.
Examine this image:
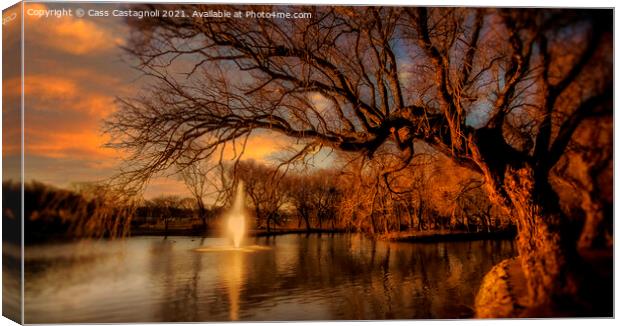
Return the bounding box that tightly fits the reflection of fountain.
[223,252,243,320]
[227,182,246,248]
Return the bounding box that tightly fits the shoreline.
[128,227,517,243]
[27,227,516,244]
[128,227,351,238]
[379,229,517,242]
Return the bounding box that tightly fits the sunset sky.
[4,2,332,198]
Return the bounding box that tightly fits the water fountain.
[227,181,246,248]
[194,181,270,253]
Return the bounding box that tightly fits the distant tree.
[235,160,288,232]
[149,195,183,237]
[179,162,212,230]
[312,172,341,230]
[287,174,314,231]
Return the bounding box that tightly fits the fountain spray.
[227,181,246,248]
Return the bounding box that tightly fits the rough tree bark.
[504,166,579,311]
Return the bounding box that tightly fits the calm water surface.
[24,234,516,322]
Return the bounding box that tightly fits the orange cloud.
[24,3,123,55]
[20,72,121,163]
[221,131,293,163]
[25,73,118,110]
[23,75,78,100]
[25,127,118,161]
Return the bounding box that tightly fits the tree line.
[230,155,515,235]
[8,150,518,242]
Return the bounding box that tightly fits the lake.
[24,234,516,322]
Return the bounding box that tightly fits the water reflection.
[24,234,516,322]
[223,251,243,320]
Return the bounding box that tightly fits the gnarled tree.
[106,5,613,315]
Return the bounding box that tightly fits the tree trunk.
[254,207,261,229]
[164,217,169,238]
[304,214,311,231]
[417,202,424,231]
[479,213,489,233]
[197,200,207,231]
[578,194,607,249]
[504,166,581,312]
[406,205,414,229]
[370,213,377,234]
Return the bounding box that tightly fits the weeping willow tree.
[105,5,612,316]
